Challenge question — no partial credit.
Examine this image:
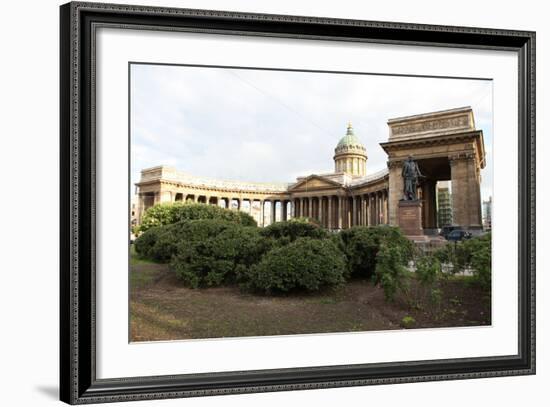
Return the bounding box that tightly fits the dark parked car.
[439,225,462,239]
[446,229,472,242]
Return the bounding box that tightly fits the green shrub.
[260,218,329,245]
[433,233,491,290]
[133,226,164,260]
[430,288,443,308]
[409,254,442,311]
[401,316,416,328]
[339,226,414,279]
[134,219,238,262]
[463,233,492,290]
[374,243,410,302]
[170,223,267,288]
[138,202,256,233]
[415,255,440,286]
[244,237,346,293]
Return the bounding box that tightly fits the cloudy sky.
[130,63,493,201]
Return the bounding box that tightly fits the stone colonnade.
[139,189,294,227]
[137,188,389,230]
[292,190,388,229]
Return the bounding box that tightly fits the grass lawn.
[129,248,491,342]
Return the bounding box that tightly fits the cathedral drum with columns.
[135,106,485,235]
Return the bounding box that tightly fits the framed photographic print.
[60,1,535,404]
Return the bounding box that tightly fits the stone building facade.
[436,182,453,228]
[483,196,492,231]
[135,106,485,232]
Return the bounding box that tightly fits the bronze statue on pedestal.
[402,155,424,200]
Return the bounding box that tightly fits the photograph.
[57,2,536,404]
[129,63,493,342]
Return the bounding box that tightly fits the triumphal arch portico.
[381,106,485,231]
[135,106,485,233]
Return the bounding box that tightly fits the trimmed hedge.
[336,226,414,279]
[133,225,164,260]
[243,237,346,293]
[260,218,329,245]
[134,219,425,300]
[138,202,256,233]
[170,223,268,288]
[134,219,239,263]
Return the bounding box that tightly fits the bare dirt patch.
[130,263,491,342]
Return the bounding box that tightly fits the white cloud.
[131,64,493,201]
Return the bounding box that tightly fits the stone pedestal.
[398,200,425,239]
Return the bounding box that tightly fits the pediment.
[288,175,343,192]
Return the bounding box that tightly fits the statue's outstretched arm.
[415,162,424,177]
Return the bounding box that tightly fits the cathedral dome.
[336,123,366,151]
[333,123,367,177]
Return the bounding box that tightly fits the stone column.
[327,196,333,230]
[359,196,364,226]
[367,194,372,226]
[357,196,361,226]
[352,196,357,227]
[365,195,370,226]
[316,197,322,225]
[379,193,383,225]
[383,192,388,224]
[281,200,287,222]
[319,196,327,226]
[373,194,377,225]
[158,190,171,204]
[380,193,384,224]
[361,196,366,226]
[450,154,482,229]
[423,180,437,229]
[259,200,265,226]
[309,198,313,219]
[367,194,373,226]
[366,194,370,225]
[373,192,380,226]
[271,200,277,224]
[387,161,404,226]
[136,194,145,224]
[337,196,343,229]
[360,196,364,226]
[348,196,352,229]
[386,192,390,224]
[382,193,386,224]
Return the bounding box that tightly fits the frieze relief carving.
[448,152,476,164]
[392,115,470,136]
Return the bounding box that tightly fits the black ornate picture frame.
[60,2,535,404]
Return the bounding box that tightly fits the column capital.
[387,160,404,169]
[449,151,476,164]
